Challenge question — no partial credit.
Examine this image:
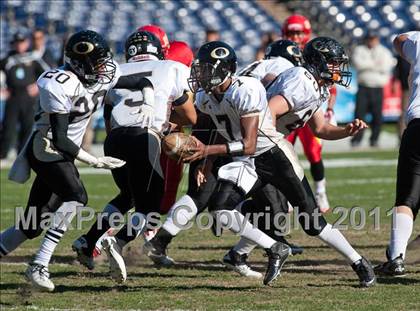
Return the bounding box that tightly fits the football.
[162,132,197,161]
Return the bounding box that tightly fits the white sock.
[213,210,276,249]
[233,237,257,255]
[0,226,28,257]
[390,212,413,260]
[33,201,79,267]
[162,195,198,236]
[315,178,326,194]
[318,224,362,264]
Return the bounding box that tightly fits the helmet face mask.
[65,30,116,87]
[188,41,237,94]
[303,37,352,88]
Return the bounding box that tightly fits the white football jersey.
[401,31,420,123]
[107,60,190,133]
[195,76,281,156]
[238,57,294,80]
[266,66,330,136]
[36,64,120,146]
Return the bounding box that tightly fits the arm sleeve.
[50,113,80,158]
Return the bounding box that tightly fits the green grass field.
[1,149,419,310]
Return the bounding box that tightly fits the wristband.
[226,140,245,156]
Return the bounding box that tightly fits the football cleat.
[263,242,290,285]
[352,257,376,287]
[222,249,262,279]
[374,254,406,277]
[315,191,330,213]
[72,236,95,270]
[143,241,175,267]
[102,237,127,283]
[25,263,55,292]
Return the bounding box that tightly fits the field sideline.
[1,150,419,310]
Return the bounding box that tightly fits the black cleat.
[263,242,290,285]
[374,254,406,277]
[287,243,303,256]
[352,257,376,287]
[143,240,175,267]
[222,249,262,278]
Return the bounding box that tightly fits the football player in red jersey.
[282,14,336,213]
[159,40,194,214]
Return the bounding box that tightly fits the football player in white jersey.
[72,31,196,283]
[375,31,420,276]
[186,38,374,287]
[238,39,301,87]
[0,30,160,291]
[146,41,292,286]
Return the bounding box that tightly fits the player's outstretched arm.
[50,113,125,169]
[308,109,368,140]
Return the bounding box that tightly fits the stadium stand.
[286,0,420,49]
[0,0,280,65]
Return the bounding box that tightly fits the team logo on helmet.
[128,45,138,56]
[265,45,272,55]
[312,41,329,53]
[73,41,95,54]
[287,45,302,57]
[210,47,230,59]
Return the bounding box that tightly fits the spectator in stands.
[351,31,395,147]
[255,31,277,60]
[0,31,48,159]
[205,28,220,42]
[393,56,410,140]
[31,29,56,68]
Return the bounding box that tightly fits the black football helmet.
[264,39,303,66]
[64,30,116,86]
[303,37,352,87]
[188,41,237,93]
[125,31,164,62]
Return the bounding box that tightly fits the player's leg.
[103,130,164,282]
[256,142,376,287]
[25,147,88,291]
[73,130,133,269]
[159,152,184,214]
[0,176,54,258]
[369,87,384,147]
[208,177,290,286]
[375,119,420,276]
[298,125,329,213]
[144,158,219,266]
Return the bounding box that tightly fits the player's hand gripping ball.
[162,132,197,162]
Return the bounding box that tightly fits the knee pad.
[208,181,245,212]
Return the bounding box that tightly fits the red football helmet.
[166,41,194,67]
[282,15,312,48]
[137,24,170,55]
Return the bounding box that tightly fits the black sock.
[310,160,325,182]
[152,228,174,252]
